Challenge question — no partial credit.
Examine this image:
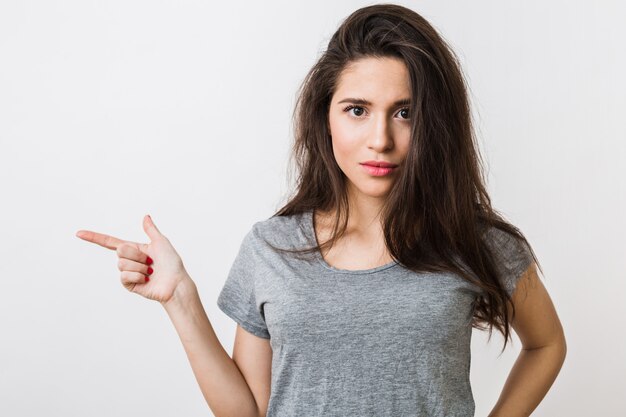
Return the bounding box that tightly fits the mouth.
[359,161,399,168]
[360,164,397,176]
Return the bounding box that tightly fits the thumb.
[143,214,163,241]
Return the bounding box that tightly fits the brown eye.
[398,108,410,119]
[344,105,365,117]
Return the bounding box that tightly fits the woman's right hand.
[76,214,192,305]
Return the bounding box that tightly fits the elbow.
[560,332,567,361]
[521,330,567,357]
[549,330,568,365]
[555,330,568,361]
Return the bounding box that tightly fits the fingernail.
[147,266,153,275]
[146,256,153,265]
[145,276,150,282]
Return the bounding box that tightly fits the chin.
[352,184,392,199]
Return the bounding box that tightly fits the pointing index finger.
[75,230,126,251]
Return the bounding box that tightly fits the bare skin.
[313,208,394,270]
[325,56,567,415]
[76,55,566,416]
[76,215,187,302]
[321,56,412,269]
[76,214,268,417]
[487,263,567,417]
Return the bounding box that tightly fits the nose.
[367,114,394,152]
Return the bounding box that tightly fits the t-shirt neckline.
[303,209,400,275]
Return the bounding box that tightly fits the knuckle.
[117,258,125,271]
[120,271,141,287]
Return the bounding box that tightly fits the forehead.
[334,56,410,100]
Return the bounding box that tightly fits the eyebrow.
[336,97,411,106]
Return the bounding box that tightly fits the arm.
[488,263,567,417]
[162,277,264,417]
[76,217,266,416]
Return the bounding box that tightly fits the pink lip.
[360,160,398,168]
[361,164,397,176]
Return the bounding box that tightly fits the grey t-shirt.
[217,210,534,417]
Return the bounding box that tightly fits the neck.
[317,187,386,239]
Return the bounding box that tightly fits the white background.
[1,1,624,416]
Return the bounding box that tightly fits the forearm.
[488,340,567,417]
[162,278,261,417]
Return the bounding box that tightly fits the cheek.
[398,137,411,158]
[329,117,361,165]
[331,133,360,170]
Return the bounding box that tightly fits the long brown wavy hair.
[267,3,542,353]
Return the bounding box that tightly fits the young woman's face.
[328,56,412,200]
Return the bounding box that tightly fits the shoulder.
[479,224,531,255]
[479,223,535,280]
[248,211,311,249]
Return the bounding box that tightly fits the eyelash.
[342,105,411,120]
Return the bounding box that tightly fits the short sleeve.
[216,226,271,339]
[482,226,535,298]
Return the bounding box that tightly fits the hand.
[76,214,192,304]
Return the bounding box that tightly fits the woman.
[76,4,566,416]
